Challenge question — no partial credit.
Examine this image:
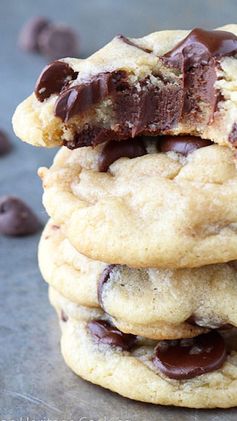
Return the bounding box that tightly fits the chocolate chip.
[164,28,237,67]
[228,123,237,147]
[88,319,136,351]
[153,331,226,380]
[55,70,128,122]
[18,16,51,53]
[98,138,147,172]
[0,130,11,156]
[158,135,213,156]
[37,24,79,59]
[61,310,68,322]
[35,61,78,102]
[97,265,116,308]
[0,196,41,236]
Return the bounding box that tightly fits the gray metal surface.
[1,0,237,419]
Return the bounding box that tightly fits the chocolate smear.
[35,61,78,102]
[153,331,226,380]
[88,319,136,351]
[118,34,152,53]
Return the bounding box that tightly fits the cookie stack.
[13,25,237,408]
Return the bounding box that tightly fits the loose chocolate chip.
[35,61,78,102]
[18,16,51,53]
[164,28,237,66]
[61,310,68,322]
[88,319,136,351]
[0,196,41,236]
[55,70,128,122]
[97,265,116,307]
[158,135,213,156]
[153,331,226,380]
[37,24,79,59]
[0,130,11,156]
[98,138,147,172]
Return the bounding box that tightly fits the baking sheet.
[1,0,237,419]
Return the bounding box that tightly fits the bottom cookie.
[49,288,237,408]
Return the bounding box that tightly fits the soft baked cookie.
[50,296,237,408]
[49,286,206,340]
[13,25,237,150]
[39,142,237,268]
[41,222,237,339]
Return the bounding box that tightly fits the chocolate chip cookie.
[39,142,237,268]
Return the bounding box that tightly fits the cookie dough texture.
[39,144,237,268]
[12,25,237,150]
[49,289,237,409]
[40,221,237,340]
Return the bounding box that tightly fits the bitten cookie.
[39,142,237,268]
[13,25,237,150]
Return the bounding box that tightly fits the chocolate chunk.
[88,319,136,351]
[97,265,116,308]
[35,61,78,102]
[118,35,152,54]
[228,123,237,147]
[55,70,128,122]
[61,310,68,322]
[164,28,237,66]
[62,78,183,148]
[18,16,51,53]
[159,135,213,156]
[153,331,226,380]
[38,24,79,59]
[163,28,237,127]
[0,196,41,236]
[0,130,12,156]
[98,138,147,172]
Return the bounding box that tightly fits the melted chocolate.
[97,265,116,308]
[55,70,128,122]
[35,61,78,102]
[118,34,152,54]
[164,28,237,66]
[98,138,147,171]
[159,135,213,155]
[153,331,226,380]
[38,28,237,148]
[88,319,136,351]
[163,29,237,128]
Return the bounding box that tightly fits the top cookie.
[13,25,237,149]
